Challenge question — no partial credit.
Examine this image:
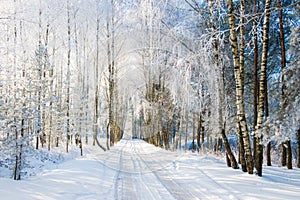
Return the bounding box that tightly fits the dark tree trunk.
[18,117,25,180]
[287,140,293,169]
[255,141,263,176]
[201,127,205,149]
[221,128,239,169]
[14,128,19,180]
[48,131,51,151]
[179,114,183,151]
[253,137,256,164]
[192,114,195,152]
[106,124,110,150]
[281,142,287,166]
[66,135,69,153]
[214,138,217,153]
[17,148,22,180]
[164,127,170,150]
[265,76,270,167]
[267,142,271,166]
[36,136,39,150]
[238,123,247,172]
[278,0,286,76]
[226,153,232,167]
[14,154,18,180]
[197,115,201,152]
[218,137,222,154]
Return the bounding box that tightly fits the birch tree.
[227,0,253,174]
[255,0,272,177]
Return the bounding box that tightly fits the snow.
[1,139,300,199]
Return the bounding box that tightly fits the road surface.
[2,139,300,200]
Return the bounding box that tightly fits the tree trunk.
[192,113,195,152]
[66,0,71,153]
[253,0,259,164]
[84,39,89,146]
[93,89,99,146]
[36,135,39,150]
[214,138,217,153]
[226,153,231,167]
[278,0,286,77]
[202,124,205,150]
[265,75,270,166]
[93,11,100,146]
[14,154,19,180]
[14,127,20,180]
[256,0,272,177]
[227,0,253,174]
[66,135,69,153]
[239,0,245,94]
[106,124,110,150]
[254,141,263,176]
[221,128,239,169]
[281,142,287,166]
[209,136,213,151]
[80,142,83,156]
[287,140,293,169]
[267,142,271,166]
[179,113,183,151]
[197,114,201,152]
[45,22,51,152]
[19,118,25,180]
[184,111,188,152]
[107,3,118,147]
[238,123,247,172]
[218,137,222,154]
[41,22,49,150]
[36,1,42,151]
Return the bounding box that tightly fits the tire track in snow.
[90,140,137,199]
[92,139,237,199]
[112,140,138,200]
[134,141,199,200]
[113,147,123,200]
[135,141,240,200]
[130,141,159,200]
[126,139,174,199]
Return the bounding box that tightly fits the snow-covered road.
[103,139,197,199]
[1,139,300,199]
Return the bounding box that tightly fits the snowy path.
[1,139,300,200]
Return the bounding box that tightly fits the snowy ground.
[1,139,300,200]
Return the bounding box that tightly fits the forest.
[0,0,299,182]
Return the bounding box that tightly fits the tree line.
[0,0,299,180]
